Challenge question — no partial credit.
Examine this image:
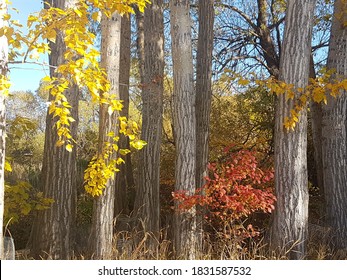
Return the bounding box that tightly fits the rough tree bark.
[88,12,122,260]
[195,0,214,198]
[309,55,325,207]
[114,15,132,218]
[30,0,79,260]
[256,0,280,78]
[195,0,215,251]
[269,0,316,259]
[135,9,144,84]
[0,0,8,260]
[170,0,197,259]
[322,0,347,249]
[134,0,164,244]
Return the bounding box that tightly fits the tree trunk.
[114,15,131,218]
[88,12,122,260]
[170,0,197,259]
[30,0,79,260]
[256,0,280,78]
[322,0,347,249]
[269,0,316,259]
[195,0,214,197]
[195,0,215,252]
[309,55,325,211]
[135,9,145,85]
[134,0,164,245]
[0,0,8,260]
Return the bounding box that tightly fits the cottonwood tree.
[269,0,316,259]
[114,15,132,217]
[134,0,164,246]
[309,57,325,208]
[308,0,334,200]
[0,0,8,260]
[195,0,215,250]
[86,3,148,258]
[214,0,332,196]
[30,0,79,260]
[196,0,214,198]
[322,0,347,249]
[88,11,122,260]
[170,0,197,259]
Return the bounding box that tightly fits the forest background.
[1,0,347,260]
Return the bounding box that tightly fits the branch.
[268,16,285,30]
[216,3,258,31]
[9,60,54,68]
[312,41,329,51]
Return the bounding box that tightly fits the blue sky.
[8,0,48,92]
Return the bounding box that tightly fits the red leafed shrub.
[173,148,276,240]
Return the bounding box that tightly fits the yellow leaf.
[312,87,326,103]
[45,28,56,43]
[2,14,11,21]
[286,90,295,100]
[92,11,101,22]
[300,95,307,104]
[341,79,347,91]
[284,117,296,131]
[74,8,83,17]
[27,14,38,28]
[132,121,139,131]
[66,144,73,152]
[238,78,249,86]
[5,161,12,172]
[56,140,65,147]
[107,131,115,137]
[119,149,130,155]
[111,100,123,111]
[130,140,147,150]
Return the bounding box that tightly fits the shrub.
[173,148,276,240]
[4,181,54,225]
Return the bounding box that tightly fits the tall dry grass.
[14,221,347,260]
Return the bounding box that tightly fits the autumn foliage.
[173,148,276,238]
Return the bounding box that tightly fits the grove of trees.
[1,0,347,260]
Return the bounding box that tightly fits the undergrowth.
[15,223,347,260]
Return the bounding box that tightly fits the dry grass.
[14,222,347,260]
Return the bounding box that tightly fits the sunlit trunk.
[89,12,121,260]
[30,0,79,260]
[270,0,316,259]
[322,0,347,249]
[170,0,197,259]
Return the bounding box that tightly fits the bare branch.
[216,3,258,31]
